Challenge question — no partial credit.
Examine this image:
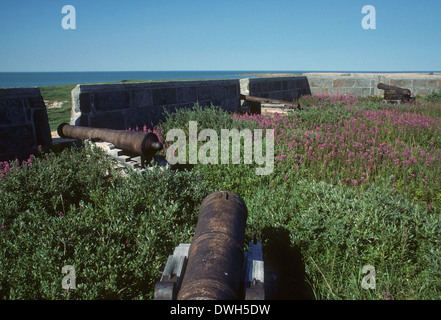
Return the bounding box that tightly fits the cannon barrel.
[240,93,301,109]
[57,123,163,158]
[377,83,412,97]
[177,191,248,300]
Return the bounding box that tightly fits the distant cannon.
[57,123,163,164]
[154,191,268,300]
[377,83,415,104]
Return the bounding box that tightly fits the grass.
[2,92,441,300]
[40,84,76,132]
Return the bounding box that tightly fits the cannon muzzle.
[57,123,162,158]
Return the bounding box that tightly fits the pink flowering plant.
[234,95,441,209]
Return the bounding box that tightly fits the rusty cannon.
[377,83,415,104]
[57,123,163,166]
[154,191,268,300]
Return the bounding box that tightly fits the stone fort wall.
[0,87,51,161]
[1,73,440,161]
[305,72,441,97]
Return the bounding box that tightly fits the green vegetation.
[1,94,441,300]
[40,84,76,132]
[0,145,207,299]
[424,89,441,103]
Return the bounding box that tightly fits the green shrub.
[246,177,441,300]
[424,89,441,103]
[2,100,441,300]
[0,146,208,299]
[160,103,259,135]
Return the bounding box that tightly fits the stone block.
[310,88,320,95]
[92,91,130,111]
[290,89,301,99]
[268,91,285,100]
[389,79,412,88]
[196,85,213,101]
[280,80,288,91]
[355,79,371,87]
[78,93,92,113]
[286,80,296,89]
[176,86,197,103]
[229,84,239,96]
[152,88,177,106]
[412,79,427,87]
[239,78,250,95]
[307,78,320,88]
[259,81,268,93]
[71,79,240,130]
[221,98,240,112]
[130,90,153,108]
[244,77,309,101]
[32,109,52,147]
[88,111,126,130]
[333,79,355,88]
[0,87,51,161]
[124,108,155,130]
[360,88,372,96]
[249,82,261,93]
[212,85,231,99]
[428,80,438,88]
[0,99,26,125]
[267,81,276,92]
[0,125,34,156]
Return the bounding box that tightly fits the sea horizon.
[1,70,440,88]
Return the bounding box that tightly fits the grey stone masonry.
[240,76,311,101]
[239,76,311,113]
[71,80,240,130]
[305,73,441,97]
[0,87,51,161]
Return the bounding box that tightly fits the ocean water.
[0,70,433,88]
[0,71,285,88]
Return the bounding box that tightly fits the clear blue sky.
[0,0,440,72]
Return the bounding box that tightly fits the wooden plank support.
[243,241,265,300]
[240,94,302,110]
[154,244,190,300]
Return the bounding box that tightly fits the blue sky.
[0,0,440,72]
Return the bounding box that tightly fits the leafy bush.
[424,89,441,103]
[1,97,441,300]
[0,145,208,299]
[246,177,441,300]
[160,103,259,135]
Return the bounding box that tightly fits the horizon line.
[1,70,441,73]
